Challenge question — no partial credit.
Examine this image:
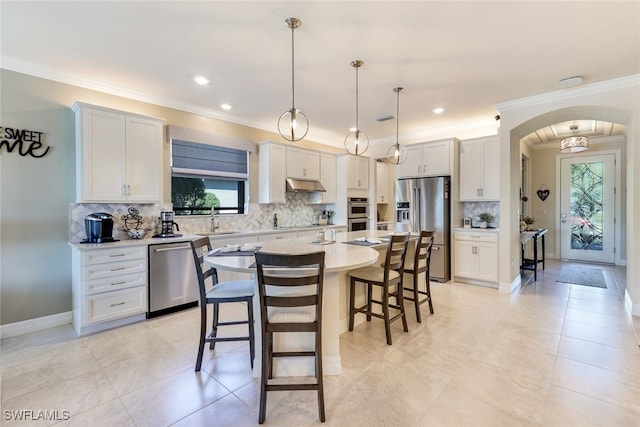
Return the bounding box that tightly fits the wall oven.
[347,197,369,219]
[347,197,369,231]
[348,218,368,232]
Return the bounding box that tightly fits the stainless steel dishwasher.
[147,240,200,318]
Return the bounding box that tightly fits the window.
[171,138,249,216]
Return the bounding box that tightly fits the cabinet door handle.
[110,253,126,257]
[110,302,126,307]
[480,188,483,196]
[111,267,126,271]
[423,164,426,173]
[111,281,126,286]
[418,165,421,173]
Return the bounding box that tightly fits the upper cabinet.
[259,142,286,204]
[286,146,320,180]
[317,153,337,204]
[397,139,454,179]
[376,161,392,204]
[347,155,369,190]
[73,102,163,203]
[459,136,500,201]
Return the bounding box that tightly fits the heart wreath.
[537,188,550,201]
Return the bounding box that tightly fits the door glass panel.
[570,162,603,251]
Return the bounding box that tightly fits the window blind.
[171,139,249,179]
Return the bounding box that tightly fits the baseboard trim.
[499,275,521,293]
[624,289,639,317]
[1,311,72,339]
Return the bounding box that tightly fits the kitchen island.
[205,230,399,376]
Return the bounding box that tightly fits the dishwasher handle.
[153,245,191,253]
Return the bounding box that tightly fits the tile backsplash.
[462,201,500,228]
[70,193,329,242]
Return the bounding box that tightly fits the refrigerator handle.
[417,188,421,231]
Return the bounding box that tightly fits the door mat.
[556,266,607,288]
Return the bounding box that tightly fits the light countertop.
[453,227,500,233]
[69,224,349,250]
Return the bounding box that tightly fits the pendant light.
[344,60,369,156]
[560,124,588,153]
[278,17,309,142]
[387,87,408,165]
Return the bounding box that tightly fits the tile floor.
[2,259,639,426]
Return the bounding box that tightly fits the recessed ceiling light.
[349,126,357,132]
[556,76,583,89]
[220,103,232,111]
[194,76,210,85]
[432,107,444,114]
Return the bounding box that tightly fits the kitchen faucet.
[210,208,220,232]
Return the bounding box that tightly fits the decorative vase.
[479,221,488,229]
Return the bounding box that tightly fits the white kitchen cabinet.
[454,231,498,285]
[287,146,320,180]
[459,136,500,201]
[72,102,163,203]
[317,153,337,204]
[259,231,298,241]
[397,139,453,179]
[347,155,369,190]
[259,142,286,204]
[72,244,148,335]
[376,161,392,204]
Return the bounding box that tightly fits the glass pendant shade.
[345,60,369,156]
[278,17,309,142]
[560,125,588,153]
[387,142,408,165]
[387,87,407,165]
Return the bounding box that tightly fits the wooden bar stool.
[190,237,255,372]
[255,251,326,424]
[348,234,410,345]
[403,230,435,322]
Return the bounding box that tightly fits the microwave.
[347,197,369,219]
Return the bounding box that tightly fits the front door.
[559,153,615,263]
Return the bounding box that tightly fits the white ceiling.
[2,1,639,149]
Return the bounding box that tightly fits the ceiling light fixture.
[387,87,408,165]
[194,76,210,85]
[432,107,444,114]
[220,103,232,111]
[277,17,308,142]
[344,60,369,156]
[560,124,588,153]
[556,76,583,89]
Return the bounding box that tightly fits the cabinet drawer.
[84,286,146,324]
[83,259,146,281]
[83,245,146,265]
[84,271,147,295]
[454,232,498,243]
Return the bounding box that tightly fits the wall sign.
[0,126,51,158]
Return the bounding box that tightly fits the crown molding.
[496,74,640,112]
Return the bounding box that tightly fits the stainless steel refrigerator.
[395,176,450,282]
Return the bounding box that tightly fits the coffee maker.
[83,212,118,243]
[153,211,182,238]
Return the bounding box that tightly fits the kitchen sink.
[196,231,242,236]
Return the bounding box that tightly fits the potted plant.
[523,216,536,231]
[478,212,494,228]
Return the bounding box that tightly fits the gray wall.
[1,72,76,323]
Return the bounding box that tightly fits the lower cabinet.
[72,244,148,335]
[454,231,498,286]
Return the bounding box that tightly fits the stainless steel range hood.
[285,178,326,192]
